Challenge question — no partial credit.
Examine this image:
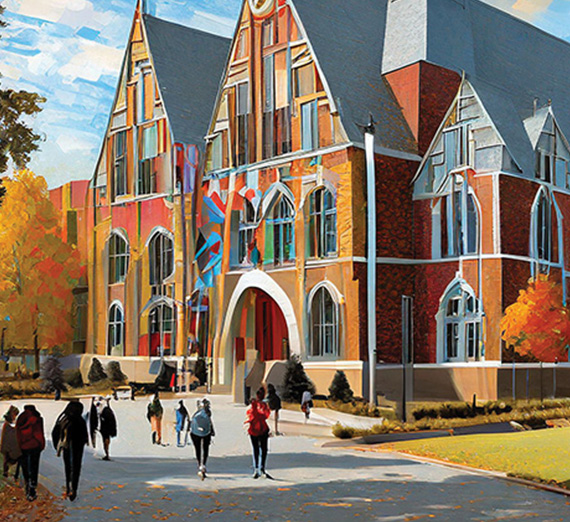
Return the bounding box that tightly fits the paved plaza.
[1,396,568,521]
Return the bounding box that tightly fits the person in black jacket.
[99,399,117,461]
[52,401,88,501]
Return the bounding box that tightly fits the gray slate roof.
[383,0,570,175]
[291,0,417,155]
[143,15,230,149]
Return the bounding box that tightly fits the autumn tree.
[0,4,45,205]
[500,274,570,362]
[0,170,82,370]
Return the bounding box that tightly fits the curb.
[349,445,570,498]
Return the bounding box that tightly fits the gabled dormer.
[414,80,519,199]
[524,106,570,189]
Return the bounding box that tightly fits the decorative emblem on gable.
[248,0,275,18]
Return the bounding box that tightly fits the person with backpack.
[147,392,164,445]
[265,384,282,436]
[52,401,88,501]
[175,400,189,447]
[301,390,313,422]
[1,405,21,479]
[15,405,45,501]
[189,398,215,480]
[244,387,271,479]
[99,399,117,461]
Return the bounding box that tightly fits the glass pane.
[301,102,313,150]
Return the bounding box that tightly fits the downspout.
[364,118,377,406]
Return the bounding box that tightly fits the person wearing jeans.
[244,387,271,479]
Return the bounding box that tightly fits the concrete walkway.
[1,396,568,521]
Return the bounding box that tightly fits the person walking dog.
[245,387,271,479]
[190,398,215,480]
[52,401,89,501]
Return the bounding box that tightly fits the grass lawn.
[390,427,570,488]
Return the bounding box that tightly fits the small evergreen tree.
[281,355,315,403]
[63,368,83,388]
[88,358,107,383]
[107,361,127,383]
[194,357,207,385]
[41,356,65,392]
[328,370,354,403]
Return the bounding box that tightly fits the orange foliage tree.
[500,274,570,362]
[0,170,82,370]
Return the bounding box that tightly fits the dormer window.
[534,117,570,188]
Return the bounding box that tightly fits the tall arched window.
[108,232,129,284]
[108,303,124,356]
[310,286,338,357]
[534,191,552,263]
[267,194,294,265]
[438,282,482,362]
[149,302,175,357]
[149,230,174,286]
[307,187,336,258]
[238,200,260,265]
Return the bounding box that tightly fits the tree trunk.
[34,332,39,373]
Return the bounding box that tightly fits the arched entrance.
[219,271,300,402]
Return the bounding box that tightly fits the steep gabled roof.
[523,106,550,151]
[383,0,570,174]
[291,0,417,155]
[143,15,231,149]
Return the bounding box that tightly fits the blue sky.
[1,0,570,188]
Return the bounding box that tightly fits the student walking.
[52,401,89,501]
[301,390,313,422]
[147,392,164,445]
[99,399,117,461]
[175,400,189,447]
[265,384,282,436]
[15,405,45,501]
[190,398,215,480]
[88,397,99,448]
[1,406,21,479]
[245,387,271,479]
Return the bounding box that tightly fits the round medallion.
[248,0,275,18]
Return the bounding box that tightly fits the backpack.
[52,414,71,457]
[190,409,212,437]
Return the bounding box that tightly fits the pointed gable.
[143,15,231,149]
[291,0,417,155]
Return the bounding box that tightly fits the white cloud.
[58,41,123,83]
[1,64,22,81]
[55,131,97,154]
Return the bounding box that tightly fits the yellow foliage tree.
[0,170,82,370]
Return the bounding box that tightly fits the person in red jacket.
[244,387,271,479]
[15,405,45,501]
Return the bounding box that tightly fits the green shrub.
[328,370,354,403]
[282,355,316,403]
[332,423,356,439]
[41,356,66,392]
[88,358,107,383]
[63,368,84,388]
[107,361,127,383]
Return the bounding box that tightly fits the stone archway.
[218,270,301,401]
